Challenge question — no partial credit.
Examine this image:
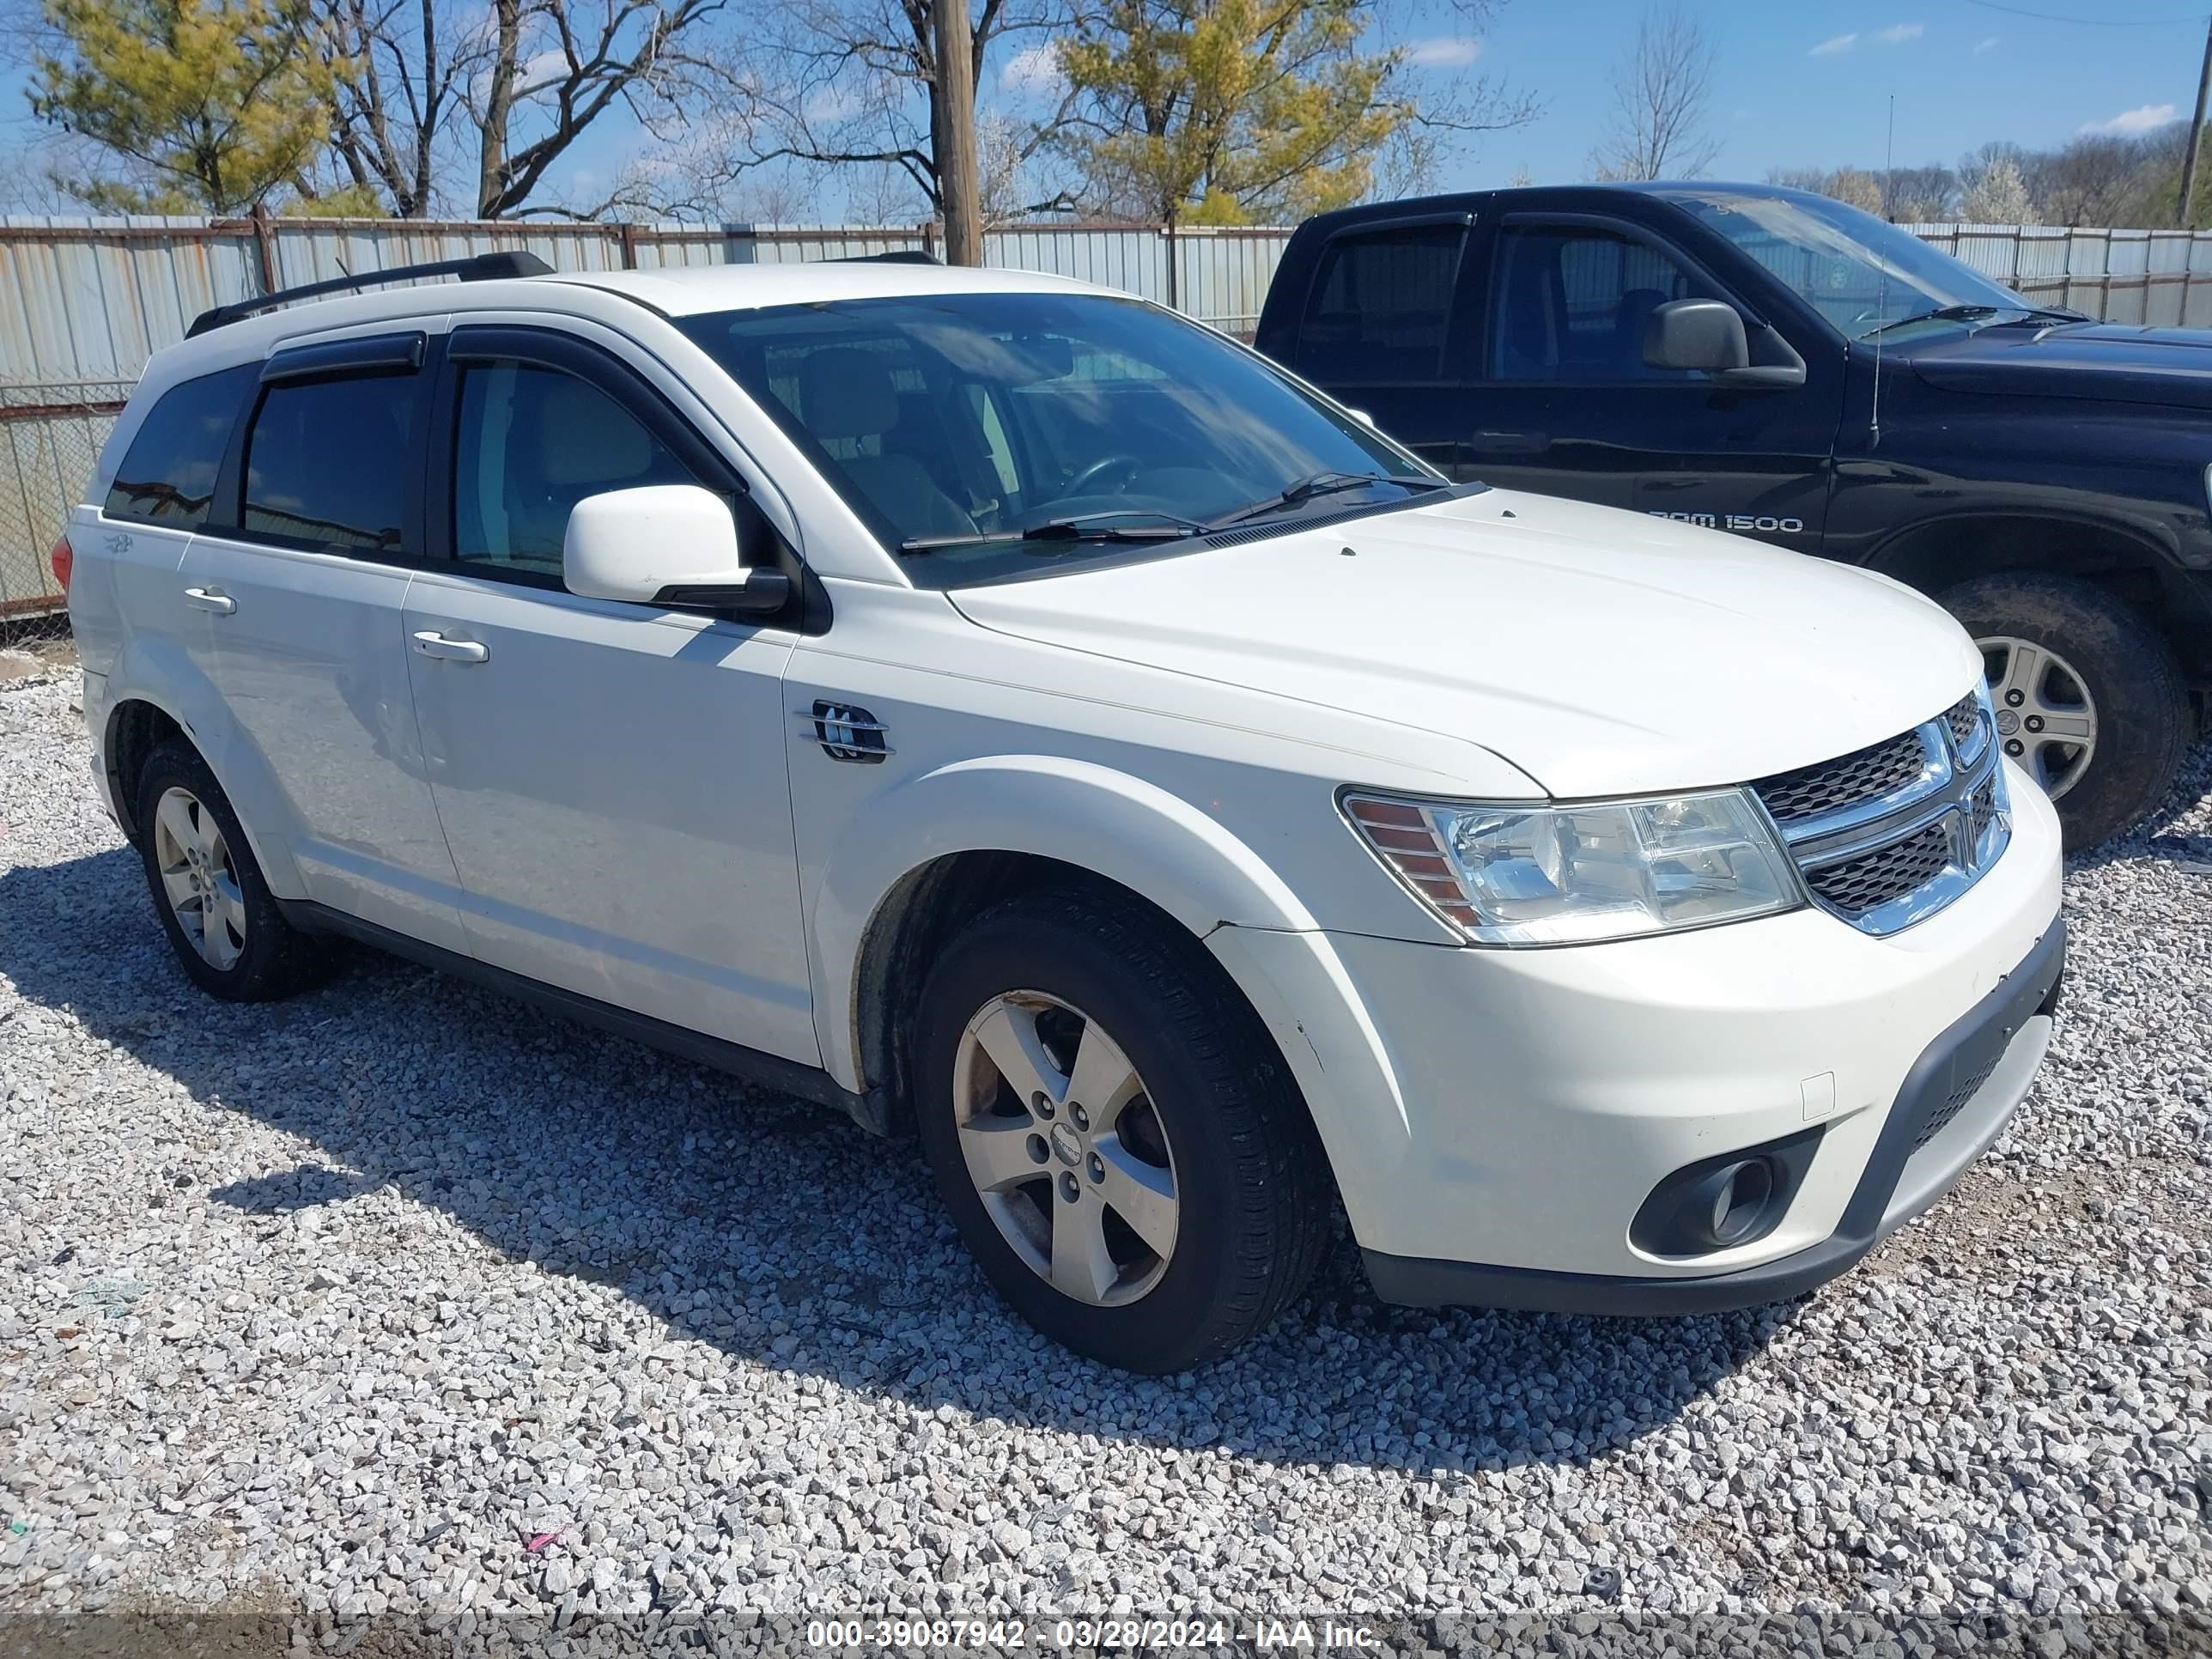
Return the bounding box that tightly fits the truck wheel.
[913,890,1328,1372]
[134,741,329,1001]
[1938,573,2189,850]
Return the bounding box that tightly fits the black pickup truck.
[1253,182,2210,848]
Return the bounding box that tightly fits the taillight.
[49,533,73,592]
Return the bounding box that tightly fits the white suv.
[60,253,2065,1371]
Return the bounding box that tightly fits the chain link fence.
[0,381,128,648]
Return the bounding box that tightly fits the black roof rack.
[829,250,941,264]
[185,250,555,338]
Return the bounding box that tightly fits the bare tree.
[2029,134,2144,228]
[716,0,1083,222]
[1589,0,1717,183]
[322,0,475,216]
[1882,163,1956,222]
[1765,164,1881,214]
[319,0,729,218]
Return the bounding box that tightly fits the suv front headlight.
[1342,788,1802,946]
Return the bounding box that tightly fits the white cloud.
[514,49,568,97]
[802,83,862,124]
[1974,34,2000,52]
[1809,32,1856,56]
[1875,21,1923,44]
[1000,43,1062,93]
[2079,101,2177,136]
[1405,36,1483,67]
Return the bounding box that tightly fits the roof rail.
[185,250,555,338]
[829,250,941,264]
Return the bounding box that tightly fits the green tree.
[1058,0,1528,227]
[30,0,340,213]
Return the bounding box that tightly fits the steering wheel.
[1062,453,1145,497]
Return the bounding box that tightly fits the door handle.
[182,586,236,615]
[1470,430,1552,455]
[412,631,489,664]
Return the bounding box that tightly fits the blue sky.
[0,0,2202,218]
[1412,0,2206,191]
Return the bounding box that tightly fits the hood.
[1905,319,2212,411]
[949,489,1981,799]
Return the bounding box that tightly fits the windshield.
[678,292,1433,586]
[1658,188,2028,339]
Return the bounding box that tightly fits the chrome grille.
[1755,729,1930,826]
[1804,818,1953,915]
[1753,684,2011,938]
[1943,691,1988,762]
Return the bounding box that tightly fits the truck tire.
[1938,572,2190,851]
[134,741,330,1001]
[913,890,1329,1372]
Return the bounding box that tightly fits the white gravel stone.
[1,666,2209,1655]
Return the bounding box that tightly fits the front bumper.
[1362,916,2063,1313]
[1207,759,2066,1304]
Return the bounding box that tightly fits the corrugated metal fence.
[1904,222,2212,326]
[5,212,2210,619]
[0,214,1292,618]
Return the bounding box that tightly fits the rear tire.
[134,741,328,1002]
[913,890,1328,1372]
[1938,572,2190,850]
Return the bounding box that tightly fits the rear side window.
[1296,224,1468,385]
[243,374,417,552]
[104,364,254,528]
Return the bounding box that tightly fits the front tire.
[1939,572,2190,850]
[134,741,328,1001]
[914,890,1329,1372]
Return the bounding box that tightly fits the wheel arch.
[813,757,1316,1094]
[104,696,185,845]
[98,632,307,896]
[850,849,1183,1128]
[808,757,1407,1160]
[1862,510,2209,678]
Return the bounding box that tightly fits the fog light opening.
[1709,1158,1775,1248]
[1630,1125,1823,1259]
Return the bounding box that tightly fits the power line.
[1960,0,2199,24]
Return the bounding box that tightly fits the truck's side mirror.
[1644,300,1751,374]
[563,484,790,614]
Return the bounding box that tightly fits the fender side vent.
[804,700,890,763]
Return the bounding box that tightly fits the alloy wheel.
[951,990,1179,1307]
[152,787,246,970]
[1979,635,2099,800]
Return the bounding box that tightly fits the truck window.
[103,364,256,529]
[1491,225,1714,383]
[1297,225,1468,384]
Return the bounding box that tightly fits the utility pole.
[932,0,983,266]
[2180,15,2212,228]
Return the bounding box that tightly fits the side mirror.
[1644,299,1751,374]
[1344,407,1377,428]
[563,484,790,614]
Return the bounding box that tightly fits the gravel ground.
[2,663,2209,1657]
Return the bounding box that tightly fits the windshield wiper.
[1859,301,2081,340]
[1203,470,1444,532]
[897,508,1205,556]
